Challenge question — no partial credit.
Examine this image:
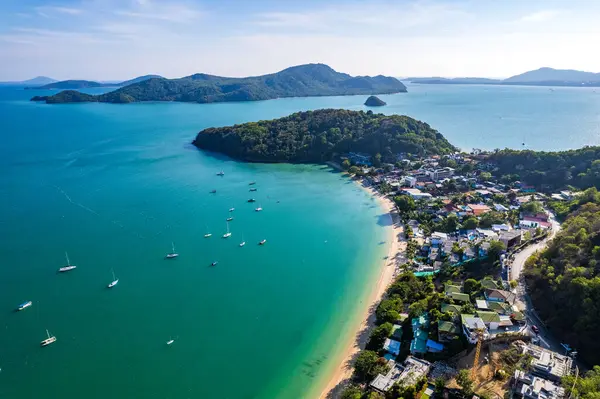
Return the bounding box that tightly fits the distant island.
[31,64,407,104]
[192,109,456,163]
[409,67,600,87]
[0,76,57,86]
[364,95,386,106]
[26,75,162,90]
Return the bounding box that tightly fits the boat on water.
[210,189,217,194]
[216,171,225,176]
[58,252,76,273]
[249,182,256,185]
[247,198,256,203]
[255,205,263,212]
[222,222,231,238]
[204,225,212,238]
[249,188,257,192]
[17,301,32,311]
[40,329,56,347]
[229,207,235,212]
[226,217,234,222]
[211,261,218,266]
[239,234,246,247]
[166,337,175,345]
[259,239,267,245]
[108,269,118,288]
[165,242,179,259]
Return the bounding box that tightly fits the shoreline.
[317,165,405,398]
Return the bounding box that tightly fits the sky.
[1,0,600,80]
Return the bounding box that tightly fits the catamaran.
[255,205,263,212]
[40,329,56,347]
[17,301,32,311]
[259,239,267,245]
[108,269,119,288]
[58,252,76,273]
[222,222,231,238]
[166,242,179,259]
[239,234,246,247]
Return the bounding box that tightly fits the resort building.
[370,356,432,393]
[522,344,573,382]
[460,314,488,344]
[512,370,565,399]
[428,167,455,181]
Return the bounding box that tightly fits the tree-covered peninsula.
[192,109,457,163]
[34,64,407,104]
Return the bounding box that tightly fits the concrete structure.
[370,356,431,393]
[513,370,565,399]
[460,314,488,344]
[401,188,433,200]
[500,230,523,248]
[521,217,552,229]
[428,167,455,181]
[522,344,573,382]
[384,338,401,356]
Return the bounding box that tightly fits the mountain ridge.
[33,64,407,104]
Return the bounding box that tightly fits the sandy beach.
[318,175,405,398]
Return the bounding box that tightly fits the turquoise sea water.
[0,83,598,398]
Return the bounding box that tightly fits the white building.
[401,188,433,200]
[428,167,455,181]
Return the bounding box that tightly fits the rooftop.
[438,320,460,334]
[441,303,463,314]
[523,344,573,381]
[476,311,501,323]
[461,314,487,330]
[448,292,470,303]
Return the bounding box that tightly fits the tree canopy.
[193,109,457,163]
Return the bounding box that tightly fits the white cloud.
[35,6,83,16]
[519,10,560,22]
[114,1,203,23]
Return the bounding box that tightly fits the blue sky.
[1,0,599,80]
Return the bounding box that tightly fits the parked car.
[531,325,540,334]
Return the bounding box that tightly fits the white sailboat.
[229,207,235,212]
[239,234,246,247]
[40,329,57,347]
[108,269,118,288]
[259,239,267,245]
[165,242,179,259]
[166,337,175,345]
[222,221,231,238]
[204,225,212,238]
[255,204,263,212]
[58,252,76,272]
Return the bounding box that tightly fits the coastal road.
[510,211,560,281]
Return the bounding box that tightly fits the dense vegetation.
[27,75,162,91]
[563,365,600,399]
[524,188,600,365]
[193,109,456,163]
[488,147,600,191]
[37,64,407,104]
[365,96,386,106]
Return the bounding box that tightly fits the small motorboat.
[40,329,57,347]
[249,188,257,192]
[226,217,234,222]
[211,261,219,266]
[216,171,225,176]
[259,239,267,245]
[17,301,32,311]
[247,198,256,203]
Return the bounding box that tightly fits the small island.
[193,109,456,163]
[364,95,386,107]
[30,96,49,102]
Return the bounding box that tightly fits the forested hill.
[487,147,600,191]
[34,64,407,104]
[192,109,457,163]
[524,188,600,365]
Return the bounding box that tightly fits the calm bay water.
[0,83,598,398]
